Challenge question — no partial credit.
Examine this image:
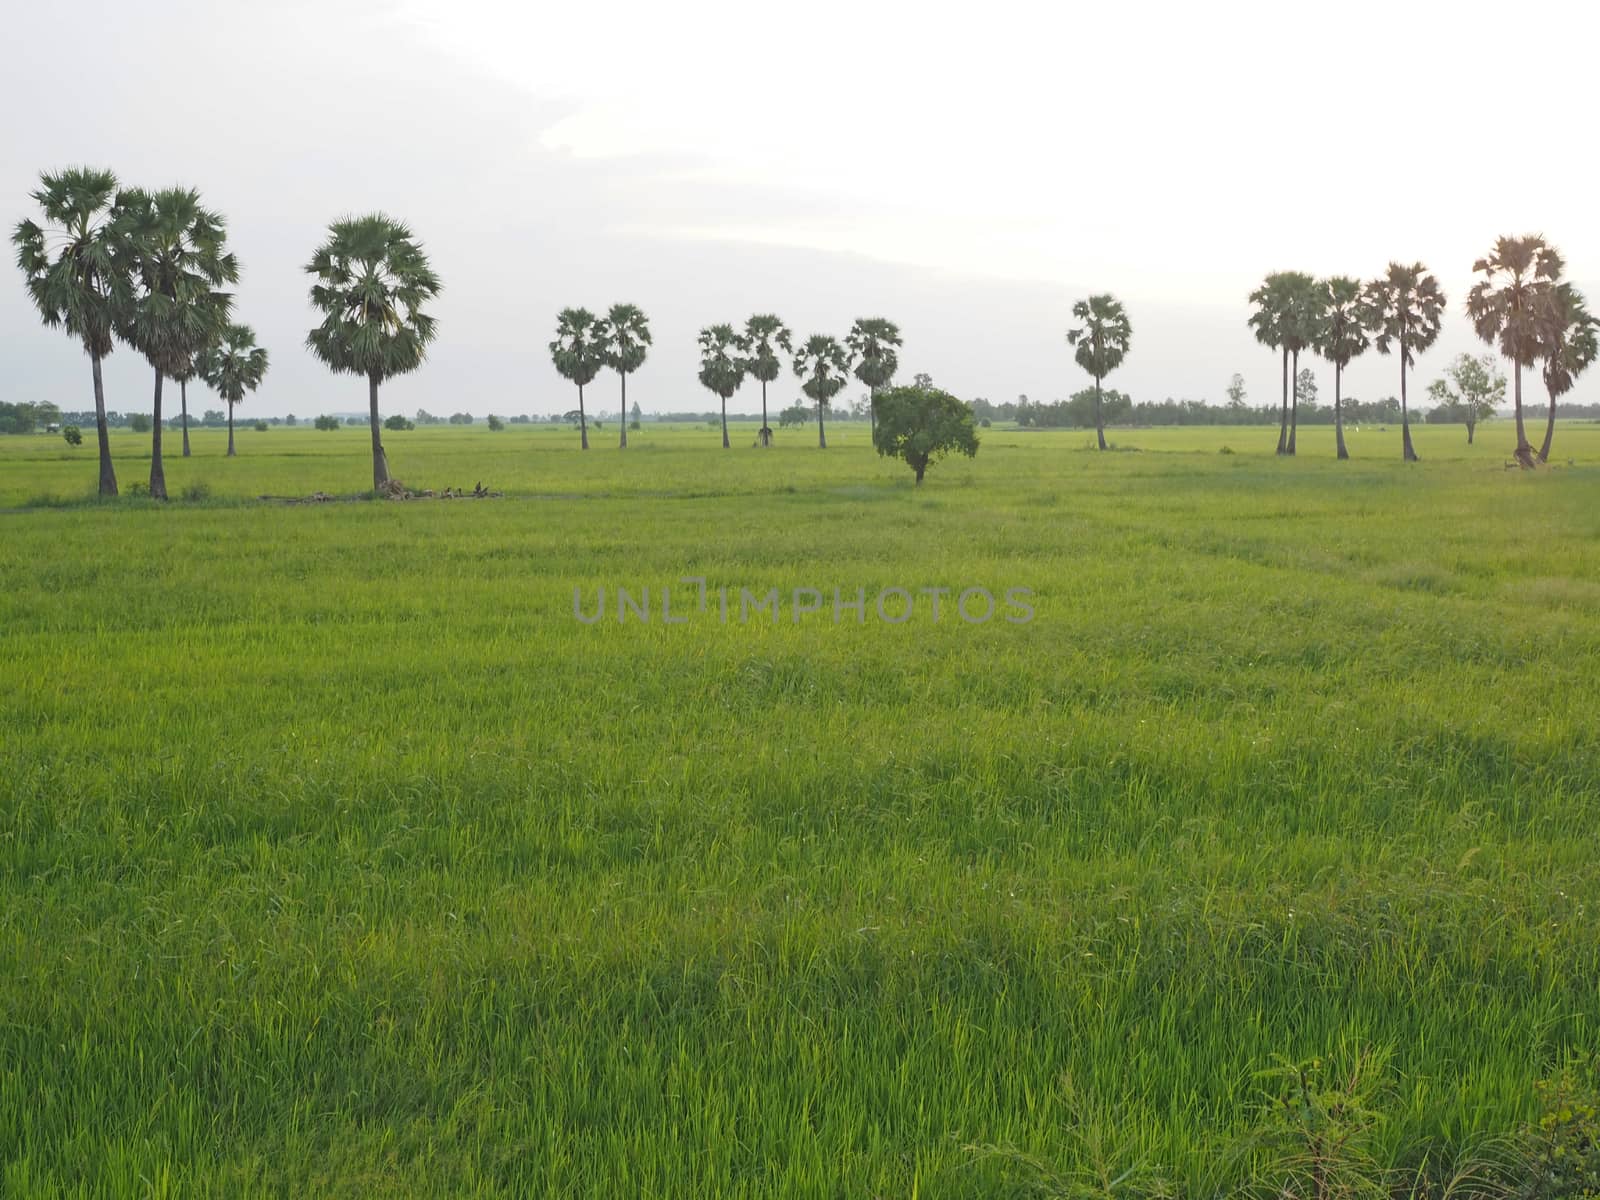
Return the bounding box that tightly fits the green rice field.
[2,419,1599,1196]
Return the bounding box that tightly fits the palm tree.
[1066,294,1132,451]
[698,324,746,448]
[846,317,902,436]
[1311,277,1372,461]
[742,314,791,446]
[599,303,650,449]
[1278,274,1323,455]
[1466,236,1563,468]
[1366,262,1446,462]
[12,167,132,496]
[791,334,850,448]
[1248,272,1308,455]
[199,323,269,455]
[116,187,237,498]
[305,214,440,489]
[549,307,605,450]
[1537,283,1598,463]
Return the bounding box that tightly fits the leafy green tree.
[63,424,83,446]
[697,323,746,448]
[12,167,132,496]
[872,382,979,483]
[1426,353,1504,445]
[741,314,791,446]
[116,187,237,496]
[1466,236,1562,468]
[1066,294,1132,451]
[1311,276,1372,460]
[599,303,650,449]
[487,414,505,431]
[550,308,604,450]
[778,402,809,429]
[1226,373,1247,410]
[313,414,339,430]
[791,334,850,448]
[846,317,902,435]
[305,214,441,488]
[383,413,414,431]
[128,412,152,434]
[198,323,268,456]
[1366,262,1446,462]
[1537,282,1598,463]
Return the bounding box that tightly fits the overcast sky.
[5,0,1599,419]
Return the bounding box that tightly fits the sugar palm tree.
[792,334,850,448]
[698,323,746,448]
[599,303,650,449]
[1537,283,1598,463]
[1278,274,1323,455]
[199,323,269,455]
[12,167,132,496]
[1066,294,1132,451]
[116,187,237,498]
[1311,277,1372,461]
[1366,262,1446,462]
[1466,236,1563,468]
[742,313,791,446]
[550,307,604,450]
[846,317,902,436]
[305,214,440,489]
[1248,272,1312,455]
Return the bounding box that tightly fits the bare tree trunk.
[914,460,925,484]
[1276,347,1289,454]
[227,399,237,457]
[1286,350,1298,455]
[817,397,826,449]
[619,373,627,449]
[1094,376,1107,450]
[1334,365,1348,460]
[1467,416,1476,445]
[1538,382,1558,462]
[181,379,191,456]
[869,387,876,439]
[91,352,117,497]
[578,383,589,450]
[149,370,168,500]
[1400,355,1418,462]
[368,372,389,488]
[1510,361,1536,467]
[721,396,729,448]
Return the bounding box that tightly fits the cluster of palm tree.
[13,168,271,497]
[1250,239,1595,465]
[550,312,902,450]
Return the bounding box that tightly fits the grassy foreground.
[2,421,1599,1196]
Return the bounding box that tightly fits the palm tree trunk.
[721,396,729,448]
[1276,347,1289,454]
[760,380,770,446]
[181,379,191,457]
[1400,355,1418,463]
[227,400,236,457]
[1334,365,1348,460]
[368,373,389,488]
[619,373,627,449]
[1512,361,1530,463]
[1538,383,1558,462]
[578,383,589,450]
[1287,350,1298,455]
[91,352,116,497]
[149,370,167,500]
[1094,377,1107,450]
[817,396,827,449]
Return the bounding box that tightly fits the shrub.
[128,413,152,433]
[314,415,340,431]
[487,414,505,431]
[180,482,212,502]
[62,425,82,446]
[384,414,415,432]
[253,420,268,433]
